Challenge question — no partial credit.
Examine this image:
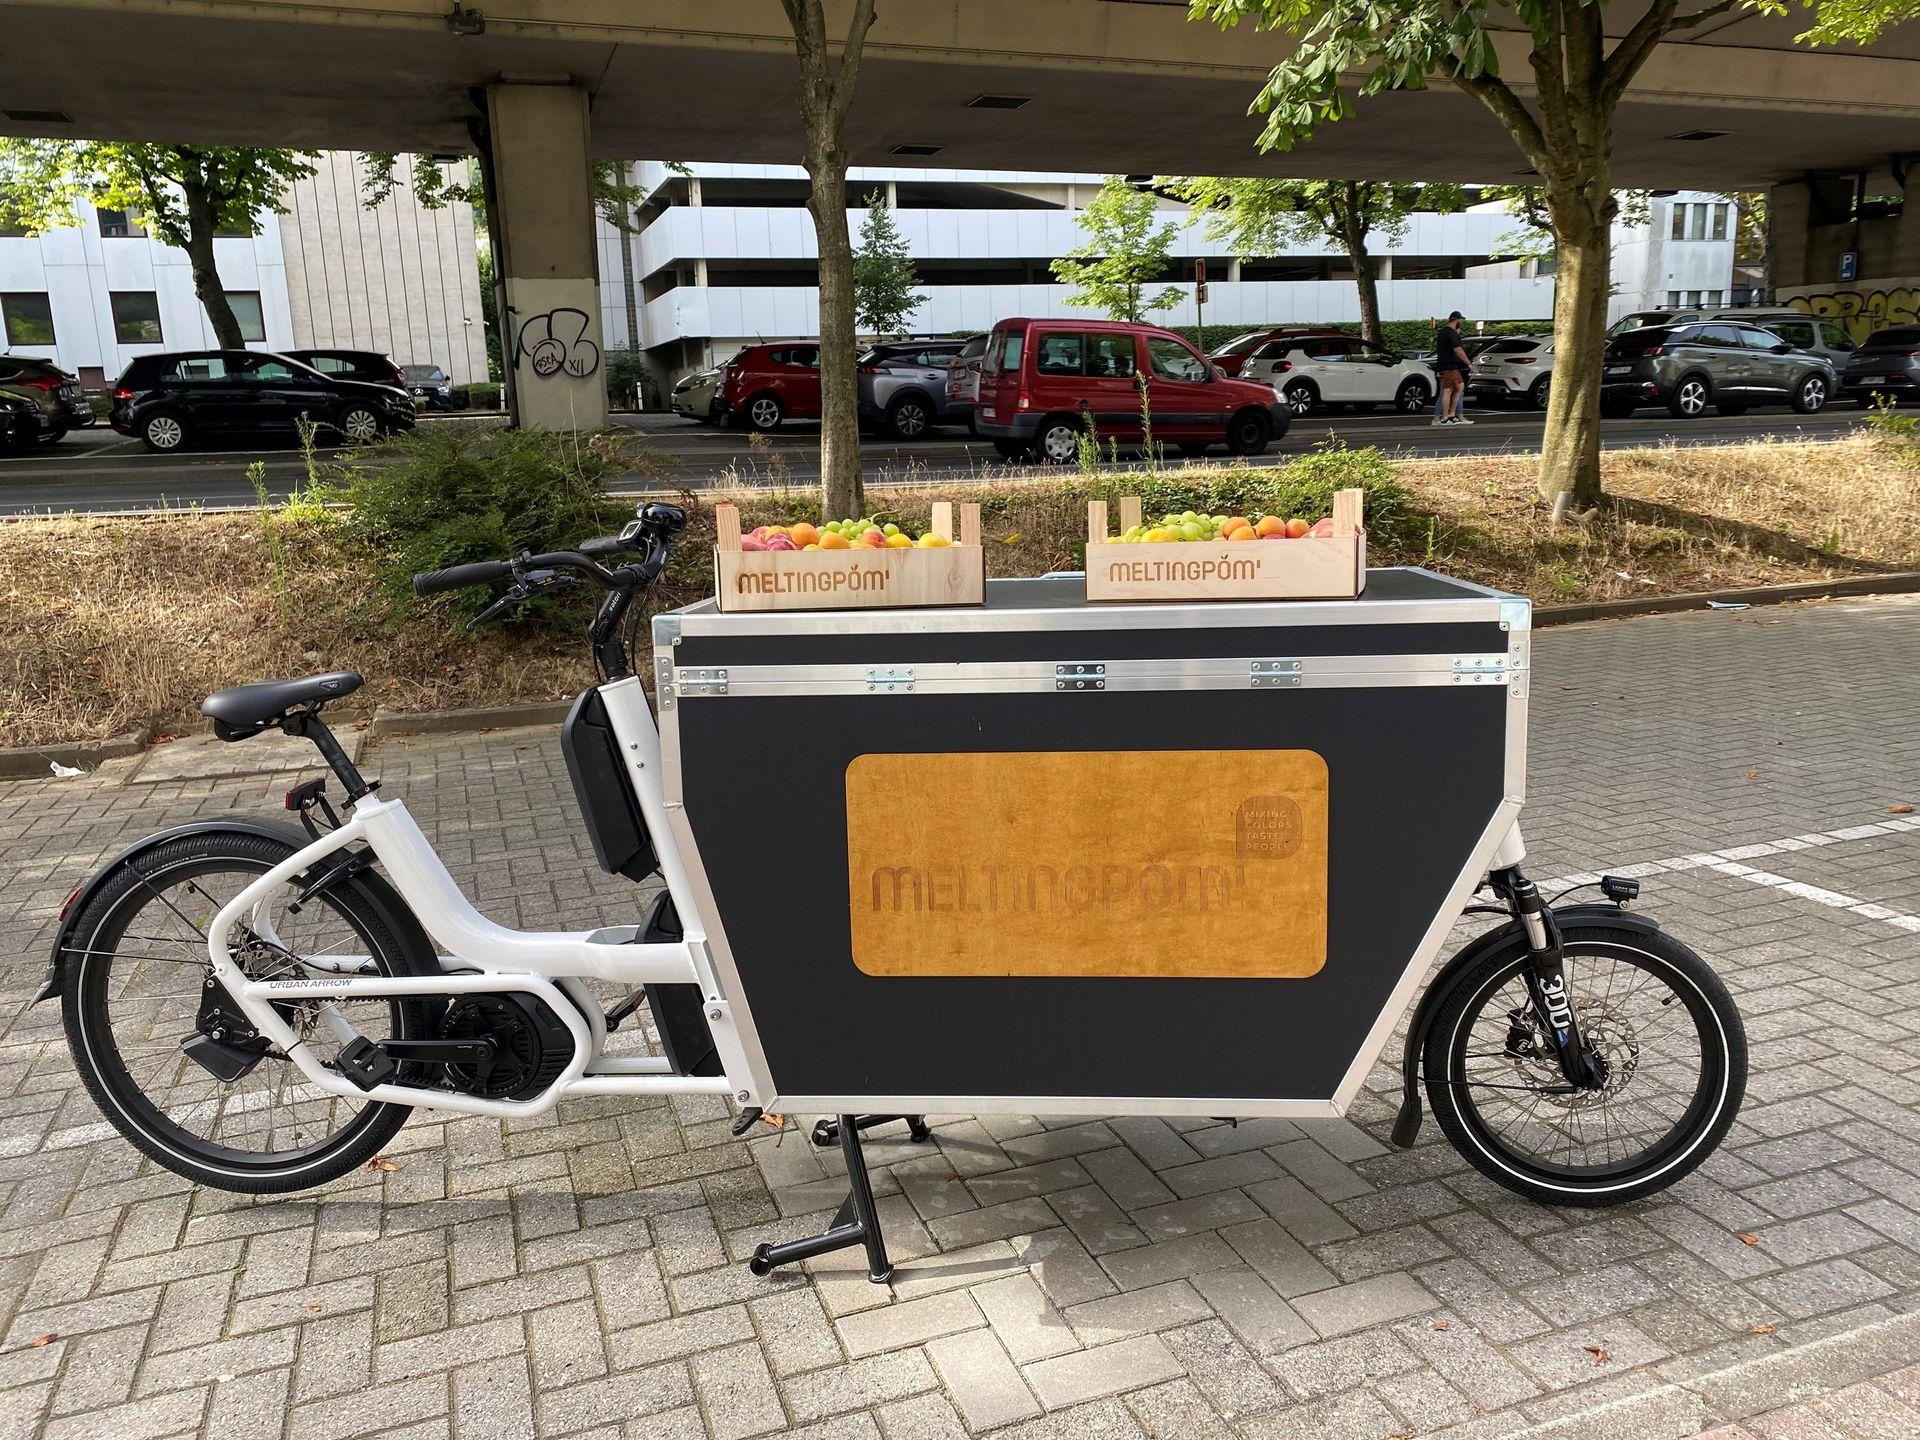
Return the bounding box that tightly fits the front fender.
[36,815,435,1004]
[1388,903,1667,1148]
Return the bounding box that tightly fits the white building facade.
[598,165,1735,397]
[0,154,488,388]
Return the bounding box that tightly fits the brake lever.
[464,590,525,632]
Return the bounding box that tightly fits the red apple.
[739,536,768,552]
[765,534,798,552]
[1309,517,1335,537]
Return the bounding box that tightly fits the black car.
[109,350,414,452]
[1839,325,1920,407]
[400,363,456,411]
[1600,322,1834,418]
[0,392,42,453]
[0,355,96,444]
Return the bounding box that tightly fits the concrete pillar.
[1767,180,1813,296]
[485,81,607,431]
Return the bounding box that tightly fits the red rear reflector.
[1017,391,1031,411]
[1511,357,1536,364]
[57,885,82,921]
[21,374,60,390]
[113,386,133,400]
[1276,360,1292,372]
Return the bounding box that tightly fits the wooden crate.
[1083,489,1366,603]
[712,501,986,613]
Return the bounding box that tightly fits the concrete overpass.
[4,0,1916,423]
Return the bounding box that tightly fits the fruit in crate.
[1112,509,1335,544]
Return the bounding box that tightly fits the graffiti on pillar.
[515,307,602,379]
[1786,286,1919,344]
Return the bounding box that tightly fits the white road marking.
[1546,814,1920,934]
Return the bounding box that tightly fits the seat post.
[282,711,371,800]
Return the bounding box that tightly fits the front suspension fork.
[1489,865,1603,1091]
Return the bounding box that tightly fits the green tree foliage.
[1479,185,1651,264]
[1159,177,1463,339]
[1187,0,1901,507]
[0,141,315,349]
[1053,177,1187,323]
[853,191,924,335]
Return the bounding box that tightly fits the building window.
[1667,290,1683,306]
[110,291,163,344]
[97,207,147,239]
[1710,204,1729,241]
[226,291,266,343]
[1670,205,1686,241]
[1,292,55,345]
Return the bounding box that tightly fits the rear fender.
[1388,903,1666,1148]
[38,815,438,1004]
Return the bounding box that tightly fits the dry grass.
[3,435,1915,749]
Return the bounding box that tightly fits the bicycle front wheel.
[61,829,435,1193]
[1423,924,1746,1207]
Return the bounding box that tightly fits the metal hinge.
[867,667,915,694]
[654,655,675,710]
[678,667,729,697]
[1055,662,1105,691]
[1451,655,1509,684]
[1250,659,1302,689]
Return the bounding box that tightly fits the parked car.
[1207,327,1345,376]
[719,342,821,431]
[1722,312,1856,370]
[1241,333,1434,417]
[108,350,415,452]
[671,366,724,423]
[1467,336,1555,409]
[857,340,968,438]
[1607,309,1702,338]
[1838,325,1920,407]
[944,335,989,431]
[401,364,456,411]
[0,355,95,444]
[1599,322,1834,418]
[975,317,1290,462]
[0,391,42,452]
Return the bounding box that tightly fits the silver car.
[671,367,723,424]
[1467,336,1554,409]
[1728,311,1857,371]
[943,335,989,432]
[857,340,967,439]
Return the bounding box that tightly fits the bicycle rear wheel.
[61,830,435,1192]
[1423,924,1746,1207]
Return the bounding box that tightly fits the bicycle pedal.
[337,1036,397,1091]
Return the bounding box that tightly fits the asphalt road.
[0,403,1870,515]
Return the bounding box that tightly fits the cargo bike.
[42,500,1747,1285]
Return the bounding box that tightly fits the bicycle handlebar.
[412,560,515,596]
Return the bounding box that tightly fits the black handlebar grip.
[412,560,514,597]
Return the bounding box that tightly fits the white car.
[1240,334,1435,417]
[671,367,723,424]
[1468,336,1555,409]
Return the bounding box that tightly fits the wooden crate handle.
[1331,488,1363,540]
[959,502,982,548]
[1120,496,1142,532]
[930,501,954,542]
[1088,500,1108,546]
[715,502,743,553]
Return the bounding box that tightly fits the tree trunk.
[618,166,641,371]
[182,183,244,349]
[806,148,863,521]
[1539,180,1614,510]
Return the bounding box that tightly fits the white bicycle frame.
[203,674,759,1119]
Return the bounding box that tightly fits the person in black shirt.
[1434,310,1474,425]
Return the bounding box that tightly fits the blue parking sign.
[1839,251,1859,282]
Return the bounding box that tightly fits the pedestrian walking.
[1434,310,1474,426]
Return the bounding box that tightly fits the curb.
[1512,1307,1920,1437]
[1533,568,1920,626]
[0,728,149,781]
[369,699,575,736]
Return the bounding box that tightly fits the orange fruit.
[788,522,820,547]
[819,531,851,549]
[1224,526,1256,541]
[1284,517,1310,539]
[1223,518,1254,538]
[1254,515,1286,538]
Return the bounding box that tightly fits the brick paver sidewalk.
[1,595,1917,1440]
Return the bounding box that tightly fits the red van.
[975,318,1290,462]
[719,342,822,431]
